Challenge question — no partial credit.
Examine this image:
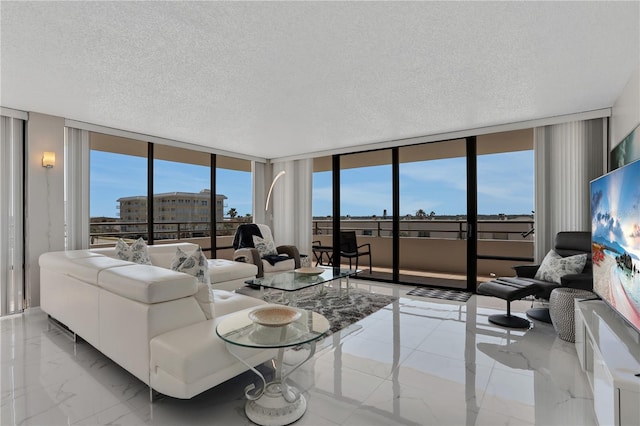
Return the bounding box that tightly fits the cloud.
[591,189,603,214]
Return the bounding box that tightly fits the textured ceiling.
[1,1,638,160]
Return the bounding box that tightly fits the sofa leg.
[47,314,78,342]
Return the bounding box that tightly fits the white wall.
[25,113,65,307]
[611,68,640,150]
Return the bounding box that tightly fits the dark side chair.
[340,231,372,273]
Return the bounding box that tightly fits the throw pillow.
[534,250,588,284]
[252,235,278,257]
[114,238,152,265]
[171,247,215,320]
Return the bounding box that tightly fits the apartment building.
[117,190,226,238]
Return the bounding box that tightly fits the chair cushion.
[253,235,278,256]
[262,258,296,274]
[534,250,587,284]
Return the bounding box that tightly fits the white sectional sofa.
[39,243,274,400]
[91,242,258,291]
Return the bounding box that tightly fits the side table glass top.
[245,266,359,292]
[216,305,330,349]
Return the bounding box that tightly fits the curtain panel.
[0,115,25,315]
[534,118,606,262]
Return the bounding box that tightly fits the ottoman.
[549,288,595,342]
[477,277,542,328]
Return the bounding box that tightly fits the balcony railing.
[89,218,534,281]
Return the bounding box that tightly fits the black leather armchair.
[513,231,593,323]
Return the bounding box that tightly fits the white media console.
[575,299,640,425]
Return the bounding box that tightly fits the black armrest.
[513,264,539,278]
[357,243,371,253]
[560,273,593,291]
[277,245,301,268]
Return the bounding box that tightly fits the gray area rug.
[237,286,397,334]
[406,286,472,302]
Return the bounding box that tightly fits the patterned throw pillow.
[114,238,152,265]
[252,235,278,257]
[534,250,588,284]
[171,247,215,320]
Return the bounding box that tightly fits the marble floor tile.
[1,282,597,426]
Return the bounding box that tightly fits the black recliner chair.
[514,231,593,323]
[478,231,593,328]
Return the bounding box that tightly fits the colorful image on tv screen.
[591,158,640,332]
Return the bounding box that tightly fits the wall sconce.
[42,152,55,168]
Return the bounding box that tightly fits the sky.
[90,150,534,219]
[313,150,534,217]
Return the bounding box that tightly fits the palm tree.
[227,208,237,218]
[415,209,427,218]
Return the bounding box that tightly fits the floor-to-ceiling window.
[399,139,468,288]
[313,130,534,290]
[215,155,252,258]
[476,130,534,287]
[339,150,393,274]
[88,133,252,260]
[153,145,211,250]
[89,133,148,246]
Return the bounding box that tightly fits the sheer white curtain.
[534,118,606,262]
[1,113,25,315]
[64,127,90,250]
[270,159,313,255]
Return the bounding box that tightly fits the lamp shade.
[42,152,55,168]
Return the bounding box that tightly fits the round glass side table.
[216,305,330,426]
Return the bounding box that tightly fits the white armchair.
[232,224,301,277]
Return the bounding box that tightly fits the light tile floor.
[1,281,596,425]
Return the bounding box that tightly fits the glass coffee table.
[216,306,330,426]
[245,266,360,306]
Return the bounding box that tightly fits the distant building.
[117,190,227,239]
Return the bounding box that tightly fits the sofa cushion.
[99,264,197,304]
[212,289,267,317]
[39,251,133,284]
[150,311,271,386]
[67,256,135,284]
[207,259,257,284]
[172,247,215,320]
[534,250,588,284]
[115,238,152,265]
[148,242,199,269]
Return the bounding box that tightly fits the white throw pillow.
[534,249,588,284]
[114,238,152,265]
[171,247,215,320]
[252,235,278,257]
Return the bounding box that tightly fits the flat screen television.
[591,157,640,334]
